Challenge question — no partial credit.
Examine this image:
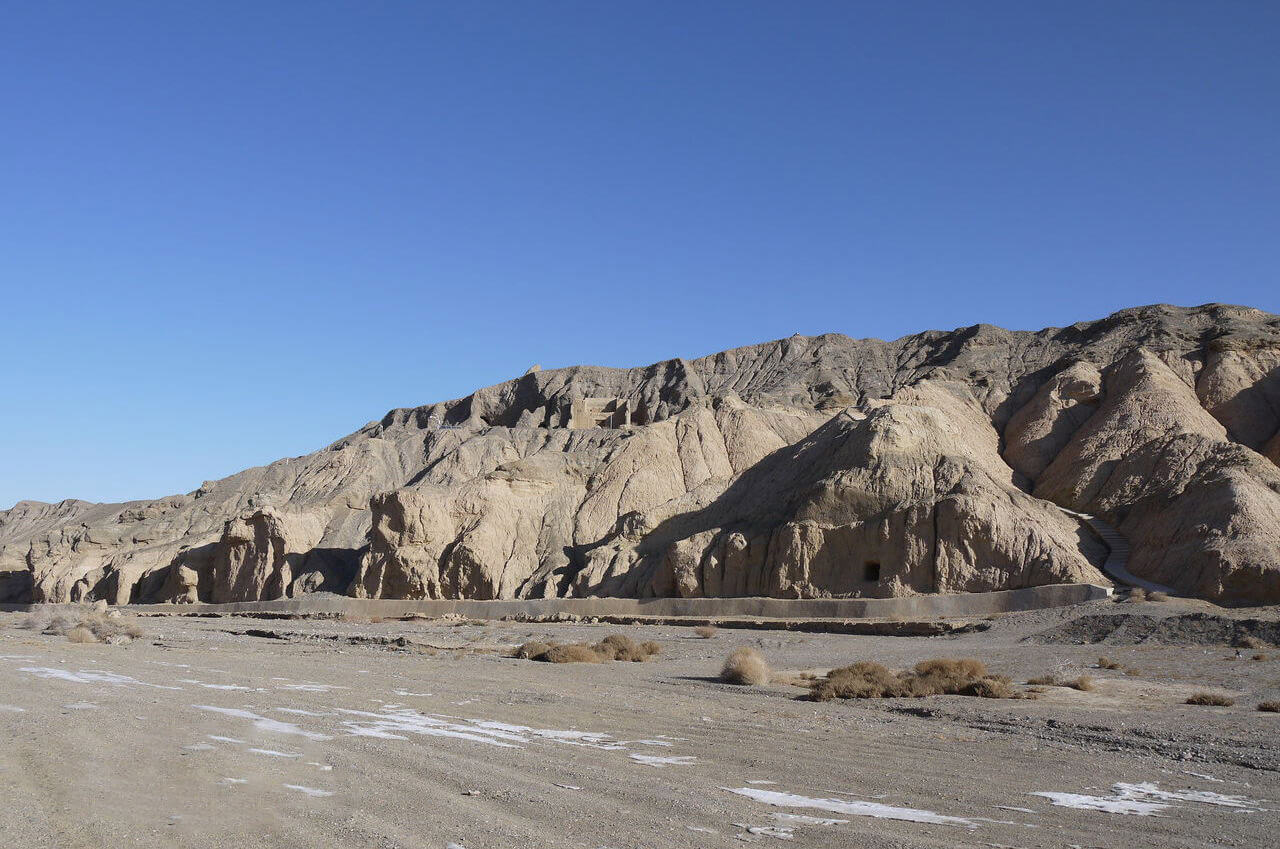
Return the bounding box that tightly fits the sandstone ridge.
[3,303,1278,605]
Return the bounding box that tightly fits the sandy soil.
[1,598,1277,848]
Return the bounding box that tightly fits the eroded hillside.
[3,303,1278,605]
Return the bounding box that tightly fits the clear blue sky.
[1,2,1277,508]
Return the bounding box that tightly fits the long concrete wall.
[100,583,1111,620]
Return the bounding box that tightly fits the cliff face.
[4,303,1279,605]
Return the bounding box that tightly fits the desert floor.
[1,597,1277,848]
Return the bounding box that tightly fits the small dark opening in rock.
[864,560,881,582]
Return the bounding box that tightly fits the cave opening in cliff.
[864,560,881,582]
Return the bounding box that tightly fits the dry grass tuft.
[1125,587,1147,603]
[1097,656,1122,670]
[694,625,718,639]
[66,626,97,644]
[1252,653,1269,661]
[1066,675,1095,691]
[810,657,1025,701]
[1147,591,1171,602]
[720,647,771,685]
[1257,701,1280,712]
[19,605,144,644]
[1236,635,1268,650]
[1026,675,1057,686]
[514,633,658,664]
[592,634,660,662]
[545,644,604,664]
[1186,692,1234,706]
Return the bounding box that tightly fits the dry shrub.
[1147,591,1171,602]
[1026,674,1057,686]
[721,647,770,685]
[811,661,903,700]
[66,626,97,644]
[515,634,657,664]
[1257,701,1280,713]
[811,657,1023,701]
[1126,588,1147,603]
[694,625,718,639]
[1252,653,1268,661]
[1097,657,1121,670]
[1124,667,1142,676]
[19,606,143,644]
[515,640,552,660]
[545,644,604,664]
[1186,692,1234,706]
[592,634,659,662]
[1067,675,1095,691]
[1236,636,1267,650]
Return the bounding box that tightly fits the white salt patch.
[1114,782,1261,810]
[307,762,333,770]
[770,813,849,826]
[208,735,245,744]
[63,702,98,710]
[284,784,334,797]
[687,826,718,834]
[1183,771,1223,783]
[273,708,334,717]
[392,689,432,697]
[621,739,674,747]
[746,780,777,785]
[180,679,251,691]
[336,707,521,747]
[276,683,346,692]
[220,778,248,785]
[248,748,300,758]
[630,754,696,767]
[21,666,181,689]
[0,655,37,660]
[0,705,25,712]
[194,705,332,741]
[554,783,582,791]
[1031,792,1168,816]
[727,787,976,828]
[736,823,794,840]
[995,806,1037,814]
[182,743,215,751]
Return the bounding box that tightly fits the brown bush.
[545,644,604,664]
[1097,657,1121,670]
[1125,588,1147,603]
[1236,635,1267,650]
[1147,591,1171,602]
[515,640,552,660]
[721,647,770,685]
[1067,675,1095,691]
[1252,653,1269,661]
[811,661,904,700]
[19,607,144,644]
[1257,701,1280,712]
[1026,675,1057,686]
[66,626,97,644]
[693,625,718,639]
[1186,692,1234,706]
[592,634,660,662]
[811,658,1023,701]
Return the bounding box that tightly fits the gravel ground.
[1,598,1277,848]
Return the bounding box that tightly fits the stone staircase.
[1058,508,1175,594]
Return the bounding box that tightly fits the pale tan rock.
[4,303,1280,605]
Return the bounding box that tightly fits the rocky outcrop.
[3,303,1279,605]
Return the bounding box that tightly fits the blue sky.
[1,2,1277,508]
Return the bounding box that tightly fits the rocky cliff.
[3,303,1278,605]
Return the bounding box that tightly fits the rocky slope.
[3,303,1278,605]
